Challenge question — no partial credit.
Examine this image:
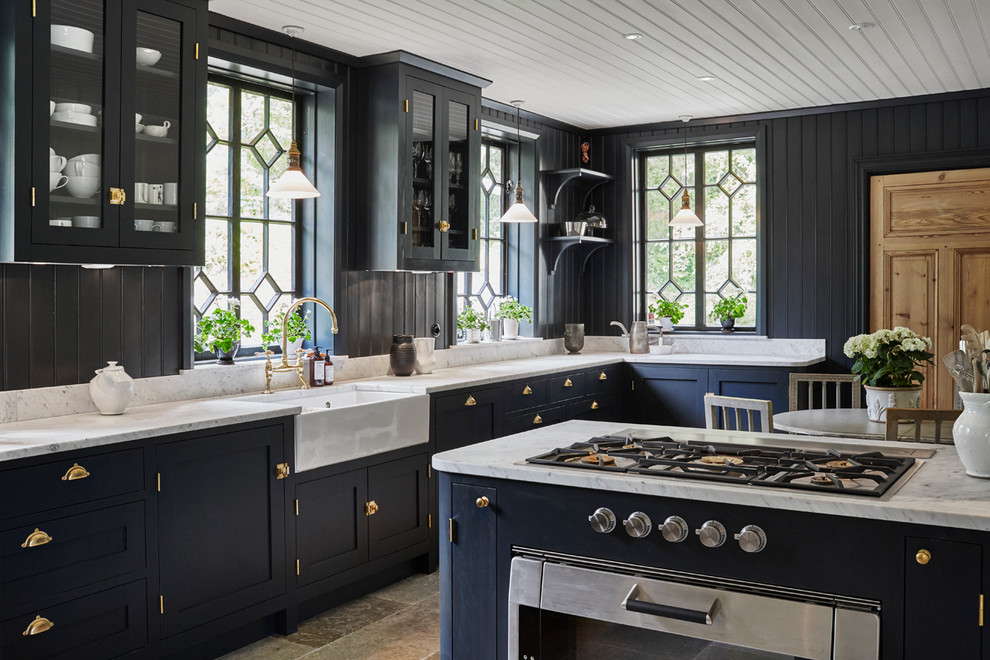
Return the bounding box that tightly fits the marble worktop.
[432,420,990,532]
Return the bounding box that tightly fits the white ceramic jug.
[413,337,436,374]
[89,361,135,415]
[952,392,990,478]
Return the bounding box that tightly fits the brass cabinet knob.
[599,371,607,381]
[476,496,490,508]
[109,187,126,205]
[438,220,451,232]
[22,615,54,636]
[533,414,543,424]
[522,385,532,395]
[563,378,573,387]
[465,395,477,406]
[590,401,600,410]
[365,500,379,516]
[61,463,90,481]
[21,528,53,548]
[916,548,932,565]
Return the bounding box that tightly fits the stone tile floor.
[219,571,439,660]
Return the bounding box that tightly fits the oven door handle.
[621,584,721,625]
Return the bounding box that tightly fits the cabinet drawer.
[546,372,587,400]
[503,377,547,412]
[434,387,500,414]
[504,405,567,436]
[587,365,623,394]
[1,580,147,659]
[2,502,145,610]
[434,386,501,452]
[0,449,144,521]
[566,393,622,422]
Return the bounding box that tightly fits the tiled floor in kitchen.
[219,571,440,660]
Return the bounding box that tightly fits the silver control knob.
[622,512,652,538]
[734,524,768,553]
[660,516,689,543]
[588,507,617,534]
[696,520,727,548]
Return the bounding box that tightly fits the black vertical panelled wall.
[0,265,185,390]
[584,90,990,368]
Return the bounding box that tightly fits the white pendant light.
[500,100,537,223]
[268,26,320,200]
[669,115,702,227]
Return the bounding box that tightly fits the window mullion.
[694,149,705,328]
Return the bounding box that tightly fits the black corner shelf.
[543,167,614,218]
[546,235,614,274]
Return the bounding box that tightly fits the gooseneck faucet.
[264,297,339,393]
[610,321,629,337]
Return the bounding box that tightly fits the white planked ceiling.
[209,0,990,130]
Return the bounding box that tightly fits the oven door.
[509,555,879,660]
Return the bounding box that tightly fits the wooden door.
[870,168,990,408]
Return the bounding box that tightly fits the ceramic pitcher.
[89,361,135,415]
[953,392,990,478]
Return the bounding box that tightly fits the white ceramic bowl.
[135,124,145,133]
[52,111,97,127]
[68,160,99,177]
[68,153,100,165]
[65,175,100,198]
[136,48,162,66]
[134,219,155,232]
[49,172,68,193]
[49,218,73,227]
[54,102,92,114]
[144,123,169,138]
[72,215,101,229]
[51,25,95,53]
[50,154,67,172]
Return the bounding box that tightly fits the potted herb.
[495,297,533,340]
[457,306,489,343]
[710,295,748,333]
[193,298,256,364]
[262,304,312,358]
[843,327,934,422]
[648,298,687,332]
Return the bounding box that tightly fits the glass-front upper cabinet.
[15,0,204,265]
[442,90,478,263]
[409,88,438,259]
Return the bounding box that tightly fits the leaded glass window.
[195,77,298,354]
[639,144,758,329]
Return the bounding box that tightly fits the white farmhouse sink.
[236,386,429,472]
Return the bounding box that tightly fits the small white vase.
[658,317,675,332]
[863,385,921,423]
[288,338,304,360]
[413,337,436,374]
[89,361,135,415]
[465,328,482,343]
[502,318,519,340]
[953,392,990,478]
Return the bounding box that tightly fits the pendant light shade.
[268,26,320,200]
[669,115,702,228]
[500,100,537,223]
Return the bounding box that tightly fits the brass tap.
[264,297,339,394]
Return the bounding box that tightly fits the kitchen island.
[433,420,990,659]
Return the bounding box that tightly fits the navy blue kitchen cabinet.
[631,364,709,427]
[708,366,791,416]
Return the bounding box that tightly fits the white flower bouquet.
[843,327,935,387]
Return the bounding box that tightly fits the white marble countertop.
[432,420,990,532]
[0,399,300,463]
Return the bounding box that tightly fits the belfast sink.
[236,386,429,472]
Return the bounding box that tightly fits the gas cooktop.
[525,431,925,497]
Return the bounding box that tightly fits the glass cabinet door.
[409,87,438,258]
[443,93,474,261]
[40,0,113,243]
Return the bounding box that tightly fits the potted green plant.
[843,327,935,422]
[495,297,533,340]
[710,295,748,333]
[193,298,256,364]
[648,298,687,332]
[262,304,312,358]
[457,306,489,343]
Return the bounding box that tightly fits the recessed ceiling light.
[697,75,716,82]
[622,32,643,40]
[848,22,874,31]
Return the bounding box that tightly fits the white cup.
[153,221,177,233]
[54,102,92,114]
[134,182,148,204]
[70,160,99,177]
[65,175,100,198]
[49,172,68,193]
[144,121,171,138]
[134,218,155,231]
[163,182,177,206]
[49,147,55,157]
[149,183,164,205]
[72,215,101,229]
[50,155,66,172]
[67,153,100,166]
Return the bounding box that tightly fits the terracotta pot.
[863,384,921,423]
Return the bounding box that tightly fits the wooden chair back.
[884,408,960,444]
[704,393,774,433]
[789,373,862,411]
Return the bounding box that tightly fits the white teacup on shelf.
[136,48,162,66]
[144,121,170,138]
[49,172,68,193]
[72,215,101,229]
[134,182,149,204]
[134,218,155,232]
[54,102,92,114]
[163,182,177,205]
[49,217,72,227]
[65,175,100,198]
[153,221,177,233]
[149,184,164,204]
[69,160,99,177]
[50,154,67,172]
[135,124,145,133]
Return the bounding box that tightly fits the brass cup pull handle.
[109,187,126,205]
[476,496,490,508]
[533,414,543,424]
[563,378,573,387]
[522,385,533,395]
[438,220,451,232]
[21,528,53,548]
[465,395,477,406]
[365,500,379,516]
[22,615,54,636]
[591,401,600,410]
[916,548,931,565]
[599,371,608,381]
[61,463,90,481]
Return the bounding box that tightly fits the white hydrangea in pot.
[843,327,935,422]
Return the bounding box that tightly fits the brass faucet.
[264,297,339,394]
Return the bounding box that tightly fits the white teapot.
[89,361,135,415]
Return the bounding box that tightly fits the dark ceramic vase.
[390,334,417,377]
[563,323,585,354]
[720,318,736,333]
[215,341,240,365]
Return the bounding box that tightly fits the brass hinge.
[448,518,456,543]
[31,187,35,207]
[428,464,431,478]
[275,462,290,479]
[157,473,161,492]
[159,595,164,614]
[193,202,197,220]
[195,43,199,60]
[631,380,635,391]
[428,514,432,528]
[401,221,407,234]
[365,500,379,516]
[472,228,478,240]
[32,0,36,18]
[296,559,300,576]
[474,118,479,131]
[294,499,299,516]
[980,594,984,627]
[404,99,409,112]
